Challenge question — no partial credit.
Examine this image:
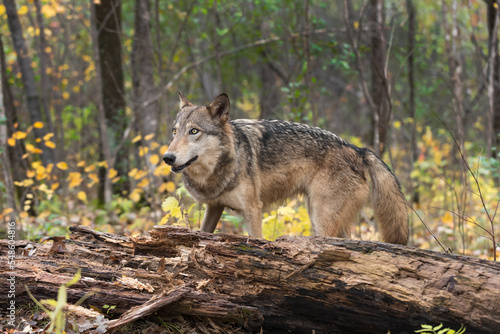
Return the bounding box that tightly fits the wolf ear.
[178,91,193,109]
[207,93,230,123]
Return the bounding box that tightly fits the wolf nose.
[163,153,176,165]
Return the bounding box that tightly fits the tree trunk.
[0,35,17,226]
[258,22,282,120]
[487,0,500,158]
[94,0,128,203]
[406,0,418,245]
[3,0,54,166]
[90,0,113,205]
[0,34,28,190]
[443,0,465,151]
[2,225,499,333]
[132,0,158,141]
[258,58,281,119]
[33,0,56,156]
[369,0,390,156]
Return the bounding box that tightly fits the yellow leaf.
[166,181,175,193]
[139,146,149,157]
[158,183,169,192]
[56,161,68,170]
[7,138,15,147]
[108,168,118,179]
[19,212,28,219]
[144,133,155,141]
[77,160,86,167]
[353,21,359,30]
[0,5,5,16]
[14,179,34,187]
[45,46,52,54]
[132,135,142,143]
[62,92,70,100]
[33,122,43,129]
[97,161,108,168]
[112,176,120,183]
[3,208,14,216]
[67,172,83,188]
[17,5,28,15]
[45,141,56,149]
[161,197,182,218]
[159,145,168,154]
[88,173,99,184]
[84,165,96,172]
[73,86,80,93]
[27,170,35,178]
[154,165,170,177]
[129,190,142,203]
[41,4,56,18]
[137,178,149,188]
[149,154,160,165]
[134,170,147,180]
[43,133,54,141]
[26,144,35,152]
[12,131,27,140]
[128,168,138,178]
[77,191,87,202]
[159,215,169,225]
[51,182,59,191]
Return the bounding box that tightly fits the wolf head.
[163,92,232,175]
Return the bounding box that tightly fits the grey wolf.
[163,92,408,245]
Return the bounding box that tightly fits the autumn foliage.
[0,0,498,263]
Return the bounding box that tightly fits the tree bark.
[33,0,56,155]
[2,225,499,333]
[368,0,390,156]
[487,0,500,158]
[94,0,128,203]
[3,0,54,166]
[0,34,28,191]
[90,0,112,205]
[132,0,158,141]
[0,35,17,226]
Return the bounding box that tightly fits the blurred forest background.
[0,0,499,260]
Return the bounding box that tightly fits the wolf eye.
[172,129,177,136]
[189,128,199,135]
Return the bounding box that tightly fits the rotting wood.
[1,225,499,333]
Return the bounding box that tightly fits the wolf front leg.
[200,204,225,233]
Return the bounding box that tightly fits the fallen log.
[1,225,499,333]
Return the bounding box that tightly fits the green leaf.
[66,269,81,287]
[161,197,182,219]
[433,324,443,331]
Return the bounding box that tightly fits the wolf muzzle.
[163,153,176,165]
[163,153,198,173]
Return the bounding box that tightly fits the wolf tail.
[365,152,408,245]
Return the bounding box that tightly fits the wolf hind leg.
[307,174,369,238]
